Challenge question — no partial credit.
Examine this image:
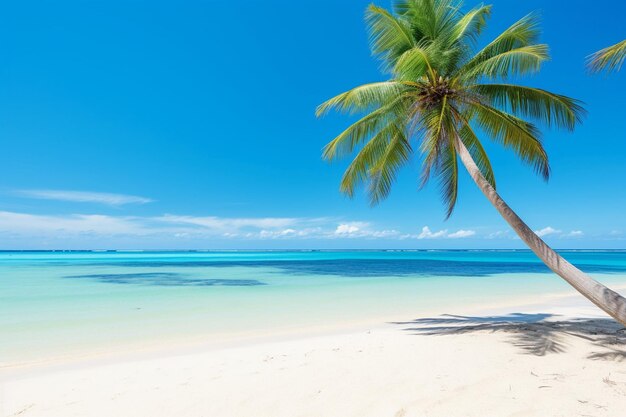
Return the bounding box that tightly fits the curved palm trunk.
[455,136,626,326]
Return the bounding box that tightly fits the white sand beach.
[2,290,625,417]
[3,0,626,415]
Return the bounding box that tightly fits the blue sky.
[1,0,625,249]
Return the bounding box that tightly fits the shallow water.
[2,250,625,364]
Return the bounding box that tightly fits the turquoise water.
[2,250,626,365]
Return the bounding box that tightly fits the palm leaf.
[450,4,491,44]
[396,0,459,41]
[316,82,408,116]
[474,12,540,56]
[470,84,585,130]
[367,125,412,204]
[318,2,584,221]
[366,4,415,70]
[459,44,549,81]
[588,39,626,73]
[458,12,541,77]
[393,45,437,81]
[468,101,550,179]
[418,96,452,187]
[322,95,410,160]
[339,123,400,198]
[435,137,459,218]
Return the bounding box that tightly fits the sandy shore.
[2,291,625,417]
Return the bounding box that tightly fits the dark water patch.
[56,258,626,277]
[65,272,266,287]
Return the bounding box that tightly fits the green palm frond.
[450,4,491,43]
[391,0,469,74]
[417,96,462,217]
[418,99,451,187]
[316,82,408,116]
[435,4,491,73]
[470,84,585,130]
[339,123,401,198]
[476,12,540,55]
[436,137,459,218]
[322,94,410,160]
[393,45,437,81]
[469,102,550,179]
[459,12,540,75]
[396,0,460,41]
[458,44,549,81]
[366,4,415,70]
[588,39,626,73]
[318,1,582,216]
[367,125,412,204]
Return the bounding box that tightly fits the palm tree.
[588,39,626,73]
[317,0,626,325]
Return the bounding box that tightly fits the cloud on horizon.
[0,211,479,243]
[157,214,297,231]
[563,230,584,238]
[535,226,586,239]
[14,189,153,206]
[402,226,476,240]
[0,211,597,247]
[535,226,561,237]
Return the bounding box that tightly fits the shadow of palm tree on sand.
[392,313,626,359]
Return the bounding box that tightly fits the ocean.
[2,250,626,365]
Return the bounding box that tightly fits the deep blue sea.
[2,250,626,365]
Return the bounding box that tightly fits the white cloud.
[486,230,510,239]
[0,211,479,244]
[157,215,297,231]
[332,222,399,239]
[0,211,148,236]
[15,189,153,206]
[258,228,299,238]
[366,229,400,238]
[535,226,561,237]
[563,230,584,238]
[413,226,475,239]
[417,226,448,239]
[447,229,476,238]
[335,222,368,235]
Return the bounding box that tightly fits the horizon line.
[2,248,626,252]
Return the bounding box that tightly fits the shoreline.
[2,287,625,417]
[3,284,623,374]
